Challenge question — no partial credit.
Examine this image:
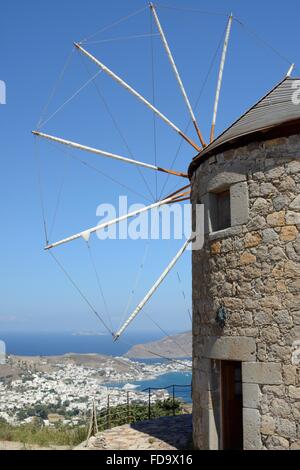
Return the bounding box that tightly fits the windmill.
[32,3,292,348]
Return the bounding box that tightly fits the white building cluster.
[0,357,191,426]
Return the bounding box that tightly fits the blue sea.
[0,331,166,357]
[105,371,192,403]
[0,331,192,396]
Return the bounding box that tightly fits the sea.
[0,331,192,400]
[105,370,192,403]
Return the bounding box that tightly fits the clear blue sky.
[0,0,299,336]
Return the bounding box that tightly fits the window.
[203,180,249,235]
[211,190,231,232]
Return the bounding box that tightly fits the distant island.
[71,331,107,337]
[124,332,192,359]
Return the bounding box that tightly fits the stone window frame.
[209,189,231,232]
[200,173,249,239]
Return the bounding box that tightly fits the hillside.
[124,332,192,359]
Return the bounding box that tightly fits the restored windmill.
[33,3,299,450]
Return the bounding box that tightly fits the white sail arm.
[286,63,295,77]
[32,131,187,178]
[74,42,201,152]
[44,193,188,251]
[150,3,206,148]
[114,237,192,340]
[210,14,233,143]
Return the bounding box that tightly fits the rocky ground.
[0,441,71,450]
[75,413,193,451]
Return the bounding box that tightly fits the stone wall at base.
[191,135,300,450]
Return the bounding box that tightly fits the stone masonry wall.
[191,134,300,450]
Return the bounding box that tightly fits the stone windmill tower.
[189,77,300,450]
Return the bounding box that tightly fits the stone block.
[196,407,220,450]
[199,389,213,409]
[243,408,262,450]
[242,362,282,384]
[201,193,213,235]
[282,365,297,385]
[276,418,297,439]
[280,226,298,242]
[266,211,285,227]
[204,336,256,361]
[240,252,257,265]
[290,194,300,210]
[271,398,292,418]
[286,211,300,225]
[200,172,246,198]
[243,383,262,409]
[261,415,275,435]
[284,260,300,278]
[210,241,221,254]
[273,195,290,211]
[231,181,249,226]
[207,408,220,450]
[268,436,289,450]
[244,232,262,248]
[291,441,300,450]
[289,386,300,400]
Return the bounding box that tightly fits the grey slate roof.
[191,76,300,165]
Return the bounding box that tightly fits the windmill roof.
[189,77,300,176]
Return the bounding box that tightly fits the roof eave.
[188,117,300,178]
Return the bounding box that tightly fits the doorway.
[221,361,243,450]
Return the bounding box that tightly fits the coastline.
[0,353,191,426]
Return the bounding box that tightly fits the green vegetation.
[0,398,184,447]
[0,419,87,447]
[16,403,79,421]
[98,398,183,430]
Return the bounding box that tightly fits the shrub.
[0,420,87,447]
[97,398,183,430]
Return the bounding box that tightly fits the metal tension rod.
[74,42,201,152]
[210,13,233,143]
[165,183,191,199]
[32,131,188,178]
[44,192,189,251]
[114,237,193,340]
[150,2,206,148]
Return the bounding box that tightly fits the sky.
[0,0,299,337]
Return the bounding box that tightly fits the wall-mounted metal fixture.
[216,306,227,328]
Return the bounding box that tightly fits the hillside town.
[0,354,191,426]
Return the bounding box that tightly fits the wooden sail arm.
[44,192,189,251]
[114,237,192,340]
[74,42,201,152]
[32,131,188,178]
[150,3,206,148]
[210,13,233,143]
[166,195,190,204]
[165,190,190,202]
